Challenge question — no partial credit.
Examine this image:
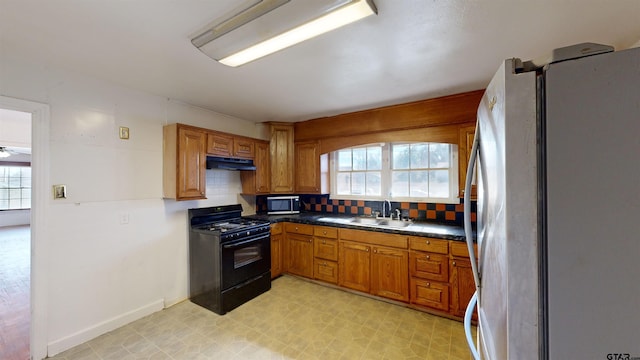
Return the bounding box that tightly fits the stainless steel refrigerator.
[463,43,640,360]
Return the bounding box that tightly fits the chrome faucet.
[381,199,391,218]
[395,209,401,220]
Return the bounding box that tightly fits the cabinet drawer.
[314,237,338,261]
[314,259,338,284]
[339,228,408,249]
[270,223,283,235]
[409,251,449,282]
[450,241,477,258]
[409,237,448,254]
[410,277,449,312]
[314,226,338,239]
[285,223,314,235]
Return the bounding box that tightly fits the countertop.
[247,213,475,242]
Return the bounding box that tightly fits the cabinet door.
[458,124,478,198]
[410,278,450,311]
[295,141,321,193]
[409,251,449,282]
[240,140,270,194]
[371,246,409,302]
[207,133,233,157]
[270,123,295,193]
[339,241,371,293]
[450,257,477,319]
[286,233,314,278]
[177,127,206,199]
[271,233,282,279]
[234,138,255,159]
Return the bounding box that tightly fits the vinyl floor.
[48,275,476,360]
[0,225,30,360]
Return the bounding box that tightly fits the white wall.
[0,52,263,356]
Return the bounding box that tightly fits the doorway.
[0,96,50,360]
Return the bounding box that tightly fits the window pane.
[367,147,382,170]
[338,150,352,171]
[429,143,450,168]
[391,171,409,197]
[352,172,365,195]
[429,170,450,198]
[336,173,351,195]
[410,144,428,169]
[9,177,20,187]
[352,148,366,170]
[0,199,8,210]
[392,144,410,169]
[409,171,429,197]
[366,172,381,196]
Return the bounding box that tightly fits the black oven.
[221,231,270,290]
[188,205,271,315]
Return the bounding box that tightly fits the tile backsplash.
[256,194,476,227]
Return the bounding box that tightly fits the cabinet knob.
[373,249,378,253]
[322,240,326,244]
[426,255,430,260]
[324,262,327,266]
[426,282,430,287]
[295,227,299,231]
[323,231,327,235]
[366,248,369,252]
[426,240,430,245]
[453,261,456,266]
[309,239,312,243]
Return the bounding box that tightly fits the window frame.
[0,164,32,210]
[330,142,459,204]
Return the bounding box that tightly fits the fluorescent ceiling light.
[193,0,377,67]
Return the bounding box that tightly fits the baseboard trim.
[47,299,164,356]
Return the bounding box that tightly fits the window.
[332,142,458,203]
[0,166,31,210]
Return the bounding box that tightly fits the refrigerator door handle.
[465,291,481,360]
[464,122,481,290]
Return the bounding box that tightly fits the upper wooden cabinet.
[269,123,295,193]
[240,140,270,194]
[458,123,478,198]
[295,141,329,194]
[207,132,255,159]
[163,124,207,201]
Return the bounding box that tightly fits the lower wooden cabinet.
[284,223,314,278]
[339,241,371,293]
[277,222,476,321]
[371,246,409,302]
[450,257,476,318]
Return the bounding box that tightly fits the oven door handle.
[222,234,270,249]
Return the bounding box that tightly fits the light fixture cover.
[192,0,377,67]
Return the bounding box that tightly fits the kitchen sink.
[377,219,412,228]
[350,217,382,225]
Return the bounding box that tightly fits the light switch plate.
[53,184,66,199]
[119,126,130,139]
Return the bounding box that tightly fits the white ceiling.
[1,0,639,123]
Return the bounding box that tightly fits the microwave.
[267,195,300,215]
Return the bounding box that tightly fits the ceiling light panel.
[193,0,377,67]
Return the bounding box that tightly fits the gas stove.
[189,204,270,241]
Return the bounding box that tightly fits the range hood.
[206,156,257,171]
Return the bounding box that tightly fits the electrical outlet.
[120,212,130,225]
